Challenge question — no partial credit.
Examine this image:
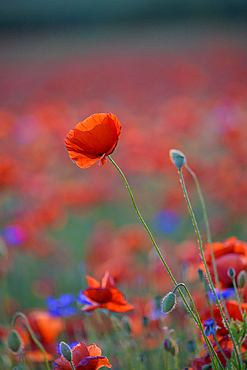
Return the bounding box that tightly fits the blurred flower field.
[1,24,247,369]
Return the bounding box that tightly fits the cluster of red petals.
[189,348,232,370]
[15,310,65,362]
[54,342,112,370]
[65,113,121,168]
[200,300,247,338]
[80,271,134,313]
[204,236,247,288]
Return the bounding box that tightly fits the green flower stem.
[213,335,232,368]
[185,164,231,323]
[172,283,220,369]
[108,155,222,369]
[178,168,241,369]
[231,276,244,319]
[69,360,76,370]
[12,312,51,370]
[109,313,135,370]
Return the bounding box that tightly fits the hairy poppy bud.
[60,341,72,362]
[237,270,247,288]
[228,267,236,278]
[169,149,186,169]
[161,292,176,314]
[7,330,22,354]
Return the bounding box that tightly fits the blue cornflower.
[207,287,235,303]
[46,293,77,317]
[77,292,94,306]
[203,318,219,337]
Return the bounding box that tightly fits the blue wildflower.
[203,318,218,337]
[207,288,235,303]
[46,293,77,317]
[77,292,94,306]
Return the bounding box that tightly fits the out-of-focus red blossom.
[200,300,247,338]
[80,271,134,313]
[15,310,65,362]
[203,236,247,288]
[128,296,166,349]
[53,342,112,370]
[191,348,232,370]
[65,113,121,168]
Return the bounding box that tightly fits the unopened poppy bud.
[60,341,72,362]
[163,337,178,356]
[202,365,212,370]
[142,316,148,327]
[198,269,204,283]
[186,340,196,353]
[237,270,247,288]
[7,330,22,354]
[228,267,236,278]
[169,149,186,169]
[161,292,176,314]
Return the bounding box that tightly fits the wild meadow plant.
[5,113,247,370]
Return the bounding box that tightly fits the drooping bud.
[161,292,176,314]
[60,341,72,362]
[169,149,186,169]
[228,267,236,279]
[237,270,247,288]
[7,330,22,354]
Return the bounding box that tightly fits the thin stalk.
[185,164,231,323]
[231,276,244,319]
[12,312,51,370]
[108,155,222,369]
[178,168,241,369]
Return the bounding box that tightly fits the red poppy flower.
[65,113,121,168]
[200,300,247,337]
[192,348,232,369]
[79,271,134,313]
[15,310,65,362]
[54,342,112,370]
[204,237,247,288]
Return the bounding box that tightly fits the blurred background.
[1,0,247,325]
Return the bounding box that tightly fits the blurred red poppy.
[54,342,112,370]
[79,271,134,313]
[192,348,232,369]
[200,300,247,338]
[65,113,121,168]
[15,310,65,362]
[204,237,247,288]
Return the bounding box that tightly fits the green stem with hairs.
[178,168,241,369]
[185,164,231,323]
[12,312,51,370]
[108,155,222,369]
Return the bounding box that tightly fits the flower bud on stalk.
[7,330,22,354]
[169,149,186,169]
[237,270,247,288]
[60,341,72,363]
[161,292,176,314]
